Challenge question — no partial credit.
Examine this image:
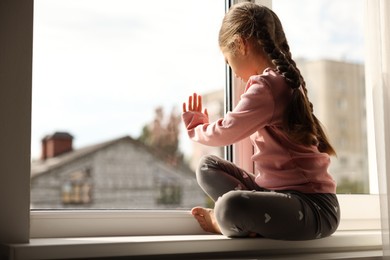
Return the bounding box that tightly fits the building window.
[337,99,348,110]
[157,183,182,206]
[61,168,93,205]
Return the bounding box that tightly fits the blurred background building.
[297,59,368,193]
[31,114,206,209]
[188,89,225,171]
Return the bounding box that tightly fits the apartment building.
[298,59,368,192]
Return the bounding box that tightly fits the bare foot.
[191,207,222,234]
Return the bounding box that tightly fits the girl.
[182,2,340,240]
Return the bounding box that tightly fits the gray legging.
[196,155,340,240]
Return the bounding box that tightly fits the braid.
[260,29,316,145]
[276,21,336,155]
[257,24,337,154]
[256,29,300,89]
[219,2,336,155]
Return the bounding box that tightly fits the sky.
[273,0,364,62]
[31,0,364,160]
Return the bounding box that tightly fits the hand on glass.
[183,93,208,117]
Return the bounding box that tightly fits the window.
[31,0,378,232]
[61,168,93,205]
[1,0,388,253]
[31,0,225,210]
[157,183,182,206]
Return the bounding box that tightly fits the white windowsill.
[1,195,383,259]
[2,230,382,260]
[28,195,382,238]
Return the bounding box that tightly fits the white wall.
[0,0,33,243]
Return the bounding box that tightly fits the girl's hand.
[183,93,208,117]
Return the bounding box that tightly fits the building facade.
[31,133,206,209]
[297,59,368,193]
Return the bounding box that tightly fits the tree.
[138,106,182,164]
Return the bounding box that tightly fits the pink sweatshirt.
[182,68,336,194]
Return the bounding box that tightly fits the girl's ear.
[234,35,247,55]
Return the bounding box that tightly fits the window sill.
[29,195,381,238]
[2,230,382,260]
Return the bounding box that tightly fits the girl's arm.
[182,79,274,147]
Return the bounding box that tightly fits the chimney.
[41,132,74,160]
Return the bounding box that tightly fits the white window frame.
[0,0,386,252]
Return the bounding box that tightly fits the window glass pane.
[273,0,370,193]
[31,0,225,209]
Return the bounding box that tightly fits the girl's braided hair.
[219,2,336,155]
